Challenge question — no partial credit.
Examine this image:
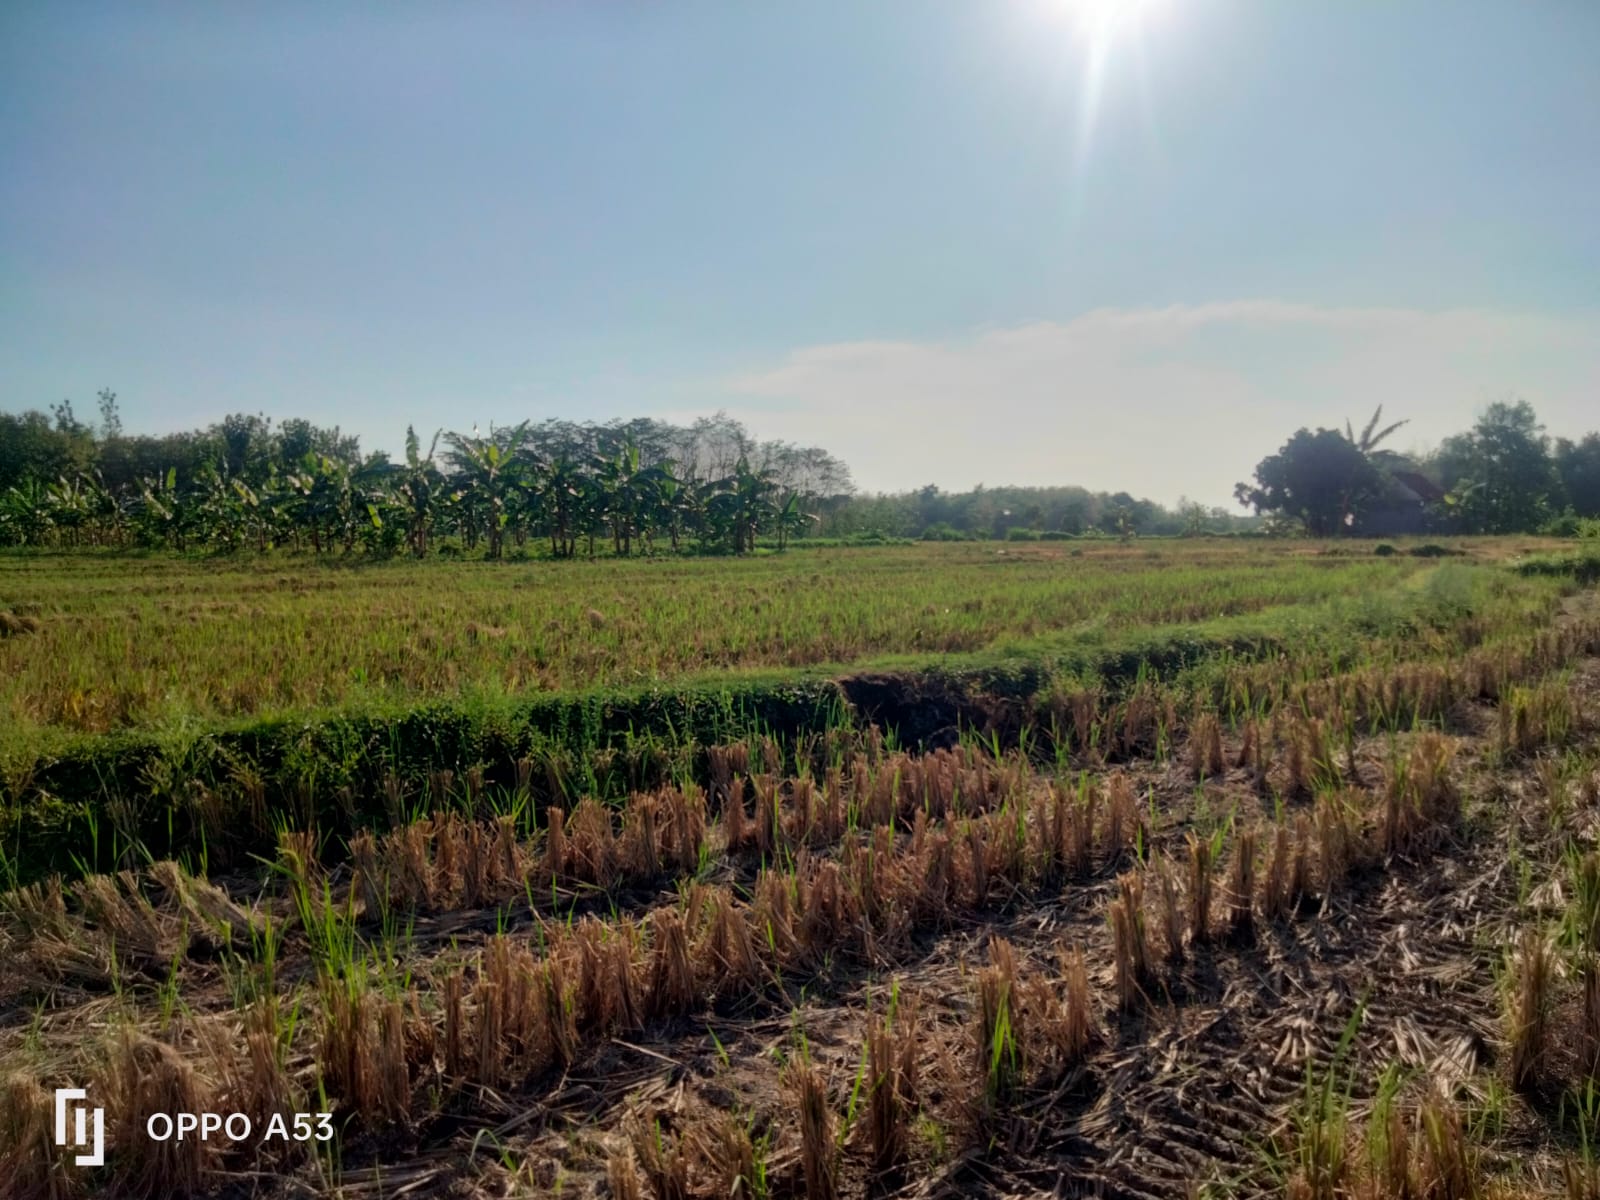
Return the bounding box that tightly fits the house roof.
[1387,470,1447,505]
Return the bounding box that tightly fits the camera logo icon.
[54,1088,105,1167]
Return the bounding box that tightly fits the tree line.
[0,394,852,556]
[1235,401,1600,537]
[6,391,1594,555]
[815,484,1258,541]
[0,391,1251,554]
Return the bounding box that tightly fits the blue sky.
[2,1,1596,505]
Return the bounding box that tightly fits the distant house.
[1359,470,1447,536]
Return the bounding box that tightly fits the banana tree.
[44,473,99,547]
[282,454,358,554]
[396,426,445,558]
[133,468,185,549]
[649,464,693,553]
[595,437,651,556]
[773,491,815,551]
[52,469,125,547]
[706,458,777,554]
[444,423,529,560]
[539,453,585,559]
[189,464,254,551]
[0,479,56,546]
[91,470,131,547]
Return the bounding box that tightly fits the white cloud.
[695,301,1600,506]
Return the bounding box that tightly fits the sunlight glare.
[1061,0,1164,42]
[1035,0,1175,173]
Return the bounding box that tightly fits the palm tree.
[1345,405,1409,463]
[1342,405,1412,529]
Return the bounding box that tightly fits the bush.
[1537,510,1600,539]
[1005,528,1041,542]
[785,534,916,548]
[919,523,967,542]
[1541,514,1600,540]
[1374,543,1398,557]
[1515,552,1600,585]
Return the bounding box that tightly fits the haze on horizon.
[2,1,1596,508]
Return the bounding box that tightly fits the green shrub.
[1515,552,1600,585]
[1537,510,1600,538]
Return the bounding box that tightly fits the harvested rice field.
[0,539,1565,751]
[6,542,1600,1198]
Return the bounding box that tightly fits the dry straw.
[1190,712,1225,780]
[647,908,696,1019]
[1153,853,1185,964]
[106,1030,213,1197]
[1110,871,1150,1009]
[790,1062,838,1200]
[865,1003,919,1171]
[1507,929,1552,1092]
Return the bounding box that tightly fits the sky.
[2,1,1597,507]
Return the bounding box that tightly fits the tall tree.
[1434,400,1559,534]
[1234,428,1380,536]
[1554,433,1600,519]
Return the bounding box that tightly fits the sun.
[1058,0,1166,42]
[1032,0,1175,170]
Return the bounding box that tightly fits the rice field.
[4,538,1600,1198]
[0,538,1565,751]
